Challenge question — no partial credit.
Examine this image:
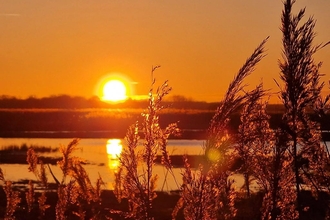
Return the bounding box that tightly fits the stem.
[271,148,280,220]
[244,172,251,198]
[293,135,302,217]
[196,174,206,219]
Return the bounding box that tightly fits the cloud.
[0,13,21,17]
[130,95,149,100]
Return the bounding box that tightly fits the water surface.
[0,138,205,191]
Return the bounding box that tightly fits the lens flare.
[206,148,221,162]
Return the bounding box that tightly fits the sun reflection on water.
[106,139,123,170]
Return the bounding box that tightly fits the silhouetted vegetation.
[0,94,218,110]
[0,0,330,219]
[0,93,290,113]
[0,144,60,165]
[2,106,330,140]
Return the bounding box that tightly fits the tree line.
[0,94,220,110]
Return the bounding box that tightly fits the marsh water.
[0,138,202,191]
[0,138,250,191]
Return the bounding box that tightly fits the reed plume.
[114,66,179,219]
[174,37,268,220]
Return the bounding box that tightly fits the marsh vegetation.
[1,0,330,219]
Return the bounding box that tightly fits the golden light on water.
[108,159,120,170]
[106,139,123,171]
[106,139,123,159]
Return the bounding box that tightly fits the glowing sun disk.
[102,80,127,102]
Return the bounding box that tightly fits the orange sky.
[0,0,329,103]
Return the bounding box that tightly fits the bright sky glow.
[0,1,329,102]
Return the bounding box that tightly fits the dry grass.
[0,1,330,219]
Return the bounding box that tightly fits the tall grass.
[235,93,271,198]
[113,66,180,219]
[0,1,329,219]
[276,0,330,218]
[172,37,268,219]
[0,169,21,220]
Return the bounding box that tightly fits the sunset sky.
[0,0,329,103]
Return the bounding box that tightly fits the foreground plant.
[25,147,50,219]
[55,139,104,220]
[235,92,271,198]
[26,139,104,220]
[274,0,330,218]
[0,168,21,220]
[114,66,179,220]
[173,37,268,220]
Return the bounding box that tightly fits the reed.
[274,0,330,218]
[173,37,268,220]
[0,168,21,220]
[113,66,180,219]
[0,1,330,219]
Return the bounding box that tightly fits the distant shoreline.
[0,129,208,140]
[1,108,330,141]
[2,130,330,142]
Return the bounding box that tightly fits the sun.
[95,73,134,102]
[102,80,127,102]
